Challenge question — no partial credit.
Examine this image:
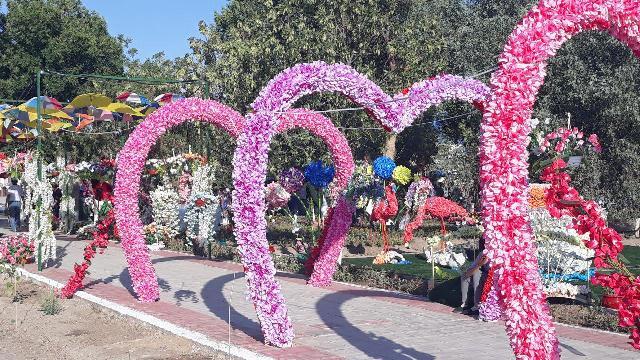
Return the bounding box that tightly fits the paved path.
[13,235,640,359]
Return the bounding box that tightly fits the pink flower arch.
[479,0,640,358]
[115,99,245,302]
[234,66,489,346]
[113,99,355,347]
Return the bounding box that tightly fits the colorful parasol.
[135,102,160,116]
[116,92,150,105]
[154,93,185,104]
[98,102,145,118]
[24,96,63,110]
[65,93,112,109]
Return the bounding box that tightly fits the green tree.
[192,0,449,176]
[0,0,126,102]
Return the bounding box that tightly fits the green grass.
[621,245,640,274]
[342,254,459,280]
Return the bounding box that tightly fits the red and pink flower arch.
[479,0,640,358]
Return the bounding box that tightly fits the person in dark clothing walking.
[5,178,25,232]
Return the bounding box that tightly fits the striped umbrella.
[154,93,185,104]
[24,96,63,110]
[116,92,150,105]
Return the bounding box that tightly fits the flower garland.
[306,196,355,286]
[232,109,355,346]
[235,65,487,346]
[185,193,220,249]
[541,159,640,348]
[57,162,79,233]
[60,209,116,298]
[251,62,489,133]
[477,0,640,357]
[191,163,216,194]
[24,156,56,263]
[279,167,305,193]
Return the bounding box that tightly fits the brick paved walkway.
[15,235,640,359]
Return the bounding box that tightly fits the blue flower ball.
[373,156,396,180]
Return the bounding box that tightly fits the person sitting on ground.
[455,237,488,315]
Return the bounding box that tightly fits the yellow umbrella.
[135,105,157,116]
[16,104,73,120]
[65,93,112,109]
[44,119,73,132]
[98,102,145,117]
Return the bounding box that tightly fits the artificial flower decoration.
[233,62,488,346]
[372,156,396,180]
[61,209,116,298]
[477,0,640,357]
[279,167,305,193]
[391,165,411,185]
[528,184,548,209]
[265,182,291,209]
[304,160,335,188]
[403,197,468,245]
[115,98,245,305]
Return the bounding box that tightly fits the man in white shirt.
[5,178,24,232]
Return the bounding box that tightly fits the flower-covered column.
[478,0,640,358]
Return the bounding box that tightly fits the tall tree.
[0,0,125,102]
[191,0,449,174]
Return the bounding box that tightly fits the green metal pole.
[203,80,211,100]
[36,70,43,271]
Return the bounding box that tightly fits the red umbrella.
[154,93,185,104]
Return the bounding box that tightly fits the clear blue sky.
[82,0,228,60]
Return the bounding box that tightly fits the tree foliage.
[191,0,449,174]
[0,0,125,101]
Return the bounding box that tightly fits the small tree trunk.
[383,134,397,159]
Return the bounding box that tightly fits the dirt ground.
[0,277,236,360]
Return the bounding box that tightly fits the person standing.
[5,178,24,232]
[52,183,63,219]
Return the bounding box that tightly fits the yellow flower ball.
[392,165,412,185]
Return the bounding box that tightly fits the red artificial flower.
[195,198,206,207]
[148,169,158,176]
[268,244,276,253]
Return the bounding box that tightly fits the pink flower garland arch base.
[114,98,355,347]
[478,0,640,358]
